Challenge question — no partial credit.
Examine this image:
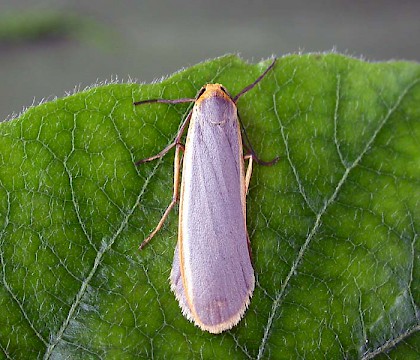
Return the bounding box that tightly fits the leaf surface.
[0,54,419,359]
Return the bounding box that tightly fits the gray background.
[1,0,419,121]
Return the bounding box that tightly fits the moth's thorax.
[194,84,237,125]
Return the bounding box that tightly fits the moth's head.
[195,84,233,103]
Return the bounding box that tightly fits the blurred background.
[1,0,419,121]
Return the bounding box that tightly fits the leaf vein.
[361,323,420,360]
[272,94,316,213]
[256,77,420,359]
[333,74,347,168]
[43,155,164,358]
[0,183,48,347]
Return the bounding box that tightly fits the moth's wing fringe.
[170,268,255,334]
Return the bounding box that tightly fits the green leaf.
[0,54,419,359]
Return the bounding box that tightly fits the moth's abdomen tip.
[194,291,254,334]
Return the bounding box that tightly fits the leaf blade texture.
[0,54,419,359]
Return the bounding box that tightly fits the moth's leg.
[136,111,192,165]
[139,143,184,250]
[244,154,254,194]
